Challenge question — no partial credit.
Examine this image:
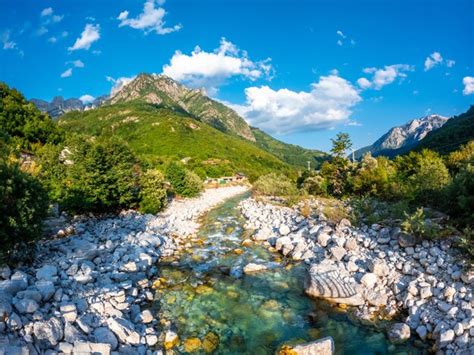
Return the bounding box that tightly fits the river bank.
[0,185,248,354]
[239,197,473,354]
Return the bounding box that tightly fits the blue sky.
[0,0,473,152]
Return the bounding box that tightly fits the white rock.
[106,317,140,345]
[388,323,411,344]
[279,224,291,236]
[360,273,377,289]
[140,309,153,324]
[60,303,77,323]
[438,329,455,348]
[36,265,58,281]
[33,317,64,348]
[243,263,268,274]
[14,298,39,314]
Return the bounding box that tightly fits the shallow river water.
[154,193,424,354]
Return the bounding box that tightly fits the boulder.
[305,263,364,306]
[139,309,153,324]
[388,323,411,344]
[60,303,77,323]
[93,327,118,350]
[360,273,377,289]
[35,280,55,301]
[368,259,389,277]
[33,317,64,348]
[13,298,39,314]
[64,322,86,343]
[106,317,140,345]
[73,341,111,355]
[243,263,268,274]
[284,336,334,355]
[279,224,291,236]
[36,265,58,281]
[329,246,346,261]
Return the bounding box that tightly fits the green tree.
[139,169,168,214]
[330,132,352,158]
[253,173,297,196]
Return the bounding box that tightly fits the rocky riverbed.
[239,197,474,354]
[0,185,248,354]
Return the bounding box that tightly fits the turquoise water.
[154,194,424,354]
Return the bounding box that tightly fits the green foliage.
[251,127,328,169]
[165,162,203,197]
[0,148,48,262]
[319,158,351,197]
[0,82,62,150]
[330,132,352,158]
[443,163,474,226]
[401,208,440,239]
[58,103,293,181]
[351,154,399,199]
[139,169,168,214]
[456,228,474,265]
[38,136,140,213]
[446,141,474,173]
[302,175,327,196]
[253,173,298,196]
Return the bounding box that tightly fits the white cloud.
[61,68,73,78]
[336,30,346,39]
[463,76,474,95]
[232,74,361,134]
[360,64,414,90]
[162,38,273,94]
[106,75,137,96]
[70,60,84,68]
[36,26,48,36]
[337,39,343,46]
[356,77,372,89]
[69,24,100,51]
[424,52,443,71]
[446,59,456,68]
[79,94,95,104]
[41,8,53,17]
[48,37,57,43]
[117,0,181,35]
[1,30,17,50]
[336,29,355,47]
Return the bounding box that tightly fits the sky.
[0,0,473,152]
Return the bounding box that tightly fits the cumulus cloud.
[117,0,181,35]
[70,60,84,68]
[231,74,361,134]
[61,68,73,78]
[357,64,414,90]
[336,29,355,47]
[41,7,53,17]
[79,94,95,104]
[106,75,137,96]
[1,30,17,50]
[69,24,100,51]
[162,38,273,94]
[463,76,474,95]
[424,52,455,71]
[40,7,63,24]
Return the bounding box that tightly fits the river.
[153,193,423,354]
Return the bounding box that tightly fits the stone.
[344,239,357,251]
[0,301,12,316]
[146,334,158,346]
[454,323,464,336]
[33,317,64,348]
[36,265,58,281]
[416,325,427,340]
[140,309,153,324]
[64,322,85,343]
[282,336,334,355]
[275,236,292,252]
[73,341,111,355]
[461,269,473,284]
[106,317,140,345]
[368,259,389,277]
[0,271,28,295]
[398,233,416,248]
[243,263,267,274]
[58,342,74,354]
[184,337,202,352]
[305,263,364,306]
[93,327,118,350]
[360,273,377,289]
[419,286,432,299]
[60,303,77,323]
[279,224,290,236]
[13,298,39,314]
[121,261,138,273]
[202,332,219,353]
[6,312,22,330]
[36,280,55,301]
[329,246,346,261]
[438,329,455,348]
[387,323,411,344]
[164,330,179,350]
[317,232,331,248]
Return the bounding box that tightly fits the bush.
[253,173,298,196]
[165,162,203,197]
[0,152,48,262]
[446,140,474,173]
[302,175,327,196]
[401,207,440,239]
[139,169,168,214]
[443,164,474,226]
[320,158,351,197]
[351,154,398,199]
[38,136,140,213]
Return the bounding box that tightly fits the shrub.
[253,173,298,196]
[166,162,203,197]
[139,169,168,214]
[351,154,398,199]
[401,207,440,239]
[443,164,474,226]
[302,175,327,196]
[38,136,140,213]
[0,151,48,263]
[320,158,351,197]
[446,140,474,173]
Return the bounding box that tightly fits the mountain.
[251,127,328,169]
[106,73,255,141]
[31,96,108,118]
[58,102,292,181]
[354,114,449,159]
[416,106,474,154]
